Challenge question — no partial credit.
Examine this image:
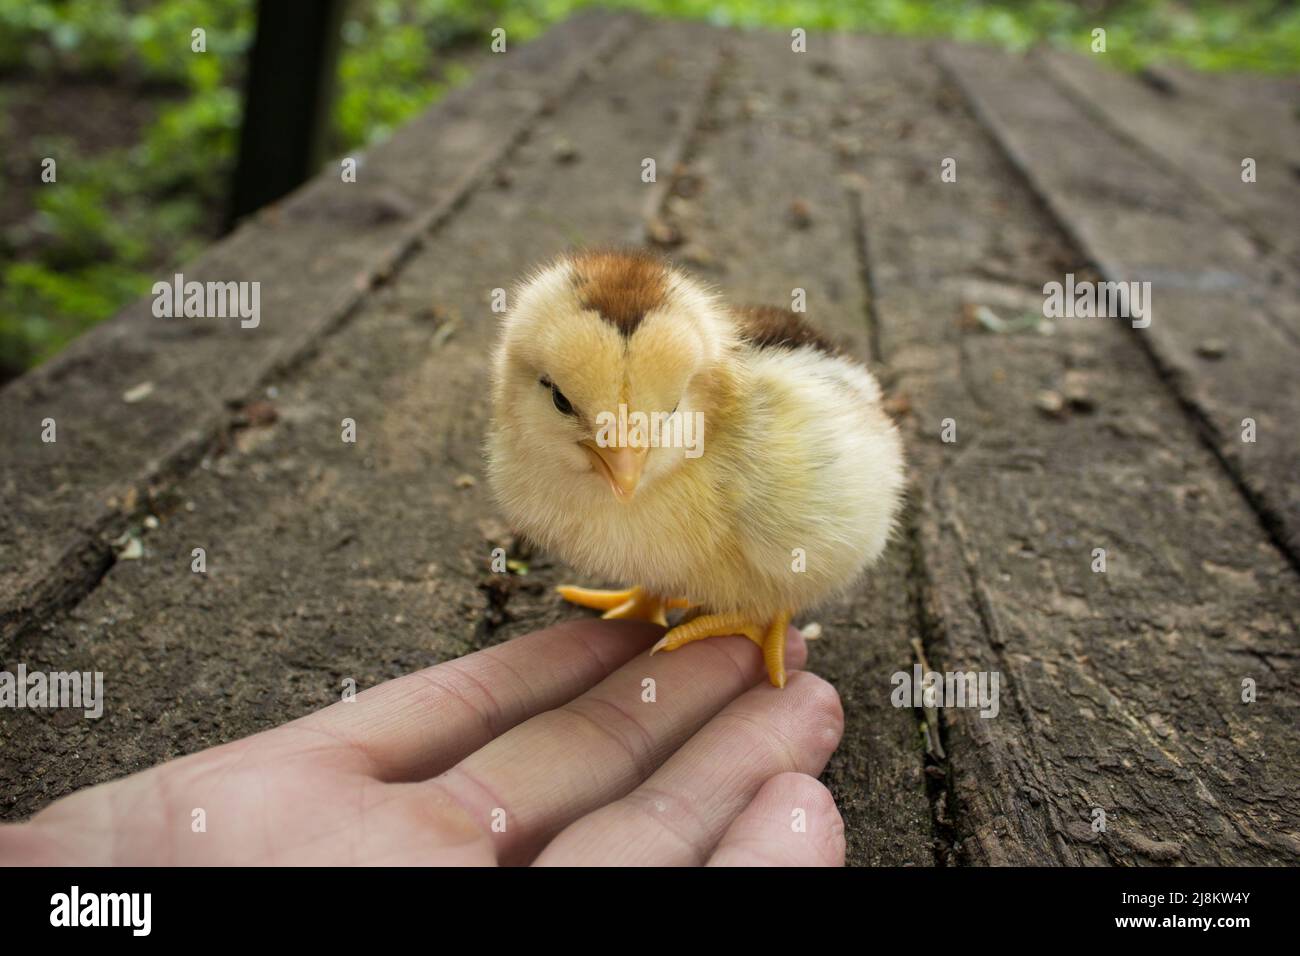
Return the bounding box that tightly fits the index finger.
[426,626,810,864]
[290,618,662,782]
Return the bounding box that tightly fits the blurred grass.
[1,0,1297,376]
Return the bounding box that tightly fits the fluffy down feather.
[486,250,904,621]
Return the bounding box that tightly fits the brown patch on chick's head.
[490,249,740,506]
[568,248,671,337]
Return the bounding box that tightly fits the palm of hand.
[8,620,844,867]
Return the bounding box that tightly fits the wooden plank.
[1,21,936,865]
[937,41,1300,569]
[1036,48,1300,275]
[654,30,936,866]
[0,16,723,824]
[836,34,1300,864]
[8,21,1295,866]
[0,10,637,647]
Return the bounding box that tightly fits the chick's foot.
[651,610,792,688]
[556,584,690,628]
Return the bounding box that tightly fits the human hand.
[2,620,845,866]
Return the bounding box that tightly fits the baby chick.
[486,249,904,687]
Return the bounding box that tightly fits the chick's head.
[490,250,734,505]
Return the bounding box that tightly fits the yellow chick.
[486,249,904,687]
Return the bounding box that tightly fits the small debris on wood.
[964,303,1004,332]
[1062,371,1097,412]
[1137,66,1179,96]
[788,198,814,229]
[236,400,278,428]
[663,196,694,221]
[1035,389,1067,418]
[909,638,946,761]
[645,216,682,247]
[883,393,913,418]
[112,533,144,561]
[551,138,579,164]
[838,171,869,195]
[413,304,450,324]
[431,316,460,348]
[1195,338,1227,360]
[799,621,823,641]
[964,302,1050,335]
[453,473,477,489]
[477,575,515,631]
[671,166,703,199]
[366,190,416,225]
[832,133,865,160]
[506,559,529,575]
[122,382,154,404]
[741,94,770,119]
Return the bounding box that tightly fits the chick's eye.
[540,377,576,416]
[552,385,575,416]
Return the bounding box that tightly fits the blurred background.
[1,0,1297,384]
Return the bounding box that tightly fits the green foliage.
[336,17,446,146]
[2,0,1296,376]
[0,0,253,77]
[138,86,243,198]
[0,261,152,369]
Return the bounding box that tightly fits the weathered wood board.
[842,36,1298,864]
[1036,47,1300,277]
[2,13,1297,865]
[659,31,935,866]
[0,10,634,644]
[938,42,1300,569]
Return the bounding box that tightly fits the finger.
[429,626,808,865]
[531,668,840,866]
[707,772,845,866]
[290,618,662,781]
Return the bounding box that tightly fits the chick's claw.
[556,584,689,628]
[651,610,794,689]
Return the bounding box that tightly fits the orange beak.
[581,440,648,501]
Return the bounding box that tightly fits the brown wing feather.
[731,305,840,356]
